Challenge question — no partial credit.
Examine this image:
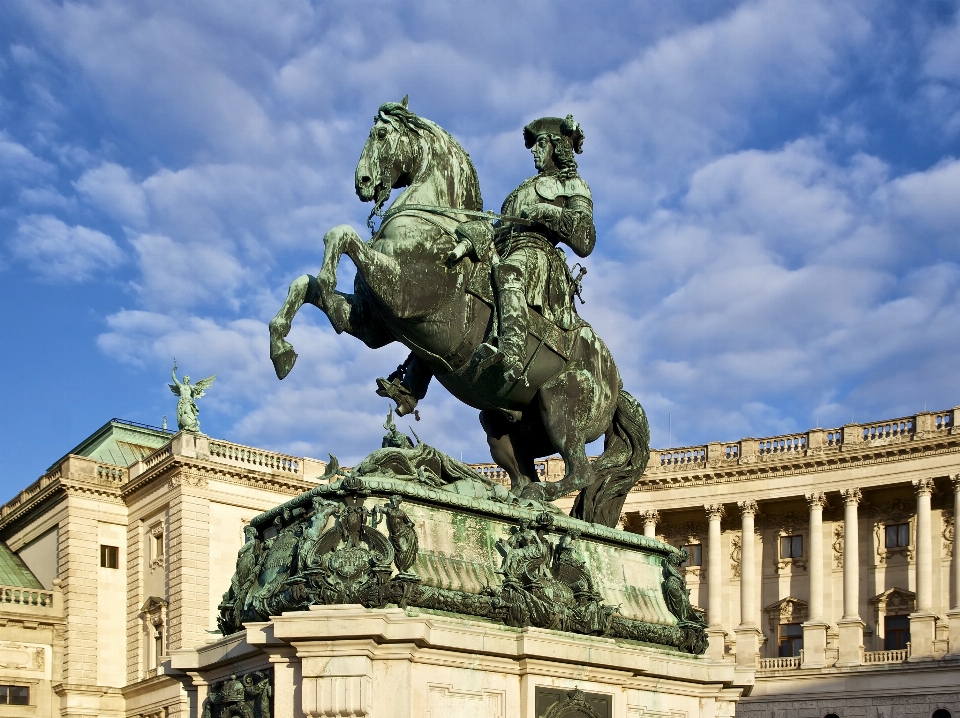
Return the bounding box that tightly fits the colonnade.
[639,476,960,666]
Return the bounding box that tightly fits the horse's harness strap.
[382,204,537,228]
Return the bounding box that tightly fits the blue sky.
[2,0,960,497]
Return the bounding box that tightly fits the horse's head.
[356,96,422,205]
[355,96,482,227]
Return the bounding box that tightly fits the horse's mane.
[377,102,482,212]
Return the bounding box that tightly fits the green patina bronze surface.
[218,443,708,654]
[268,98,651,528]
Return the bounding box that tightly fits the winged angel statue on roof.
[169,360,216,433]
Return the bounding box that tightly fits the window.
[932,710,951,718]
[778,623,803,657]
[100,544,119,569]
[885,523,909,548]
[823,714,839,718]
[884,615,910,650]
[0,686,29,705]
[154,627,163,666]
[681,544,702,567]
[779,535,803,559]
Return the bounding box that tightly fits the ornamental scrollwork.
[201,670,272,718]
[216,477,708,654]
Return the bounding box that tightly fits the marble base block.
[170,605,751,718]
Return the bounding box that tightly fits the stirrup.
[375,378,419,419]
[474,342,504,374]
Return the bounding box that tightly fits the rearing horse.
[269,99,650,527]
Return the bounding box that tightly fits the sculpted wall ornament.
[730,535,742,578]
[201,670,272,718]
[217,473,708,654]
[832,525,844,568]
[943,511,954,558]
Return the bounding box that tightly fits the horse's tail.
[572,388,651,527]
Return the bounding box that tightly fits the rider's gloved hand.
[520,203,562,225]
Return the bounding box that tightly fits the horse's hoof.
[272,347,298,379]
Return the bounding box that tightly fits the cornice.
[121,456,313,501]
[633,435,960,494]
[0,478,64,535]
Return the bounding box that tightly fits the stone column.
[948,475,960,657]
[837,488,864,666]
[641,510,659,538]
[735,500,762,667]
[910,477,937,659]
[704,504,726,660]
[802,492,828,668]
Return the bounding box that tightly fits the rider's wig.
[523,114,583,181]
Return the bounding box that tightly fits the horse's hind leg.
[269,274,321,379]
[479,410,540,492]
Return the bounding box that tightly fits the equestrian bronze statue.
[269,98,650,527]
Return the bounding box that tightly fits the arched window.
[932,710,951,718]
[824,714,840,718]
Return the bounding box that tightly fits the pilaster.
[166,481,212,652]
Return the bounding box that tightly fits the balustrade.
[757,435,806,457]
[757,656,800,670]
[97,464,126,482]
[724,444,740,460]
[143,444,173,469]
[0,585,54,607]
[826,429,842,447]
[862,648,908,664]
[862,418,914,442]
[935,412,953,431]
[659,447,706,468]
[208,440,300,473]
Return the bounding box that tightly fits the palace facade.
[1,407,958,718]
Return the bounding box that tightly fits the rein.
[380,203,536,228]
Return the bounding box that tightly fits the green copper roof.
[48,418,174,471]
[0,541,43,589]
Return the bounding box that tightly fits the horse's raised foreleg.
[318,224,406,317]
[269,274,321,379]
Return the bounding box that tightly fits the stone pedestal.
[908,612,938,660]
[170,605,750,718]
[947,609,960,657]
[836,618,864,666]
[706,626,727,661]
[734,625,762,668]
[800,620,829,668]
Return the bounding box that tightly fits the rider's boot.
[496,284,527,388]
[376,377,419,417]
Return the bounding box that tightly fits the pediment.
[764,596,808,629]
[869,587,915,615]
[141,596,168,614]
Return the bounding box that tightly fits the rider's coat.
[495,173,596,331]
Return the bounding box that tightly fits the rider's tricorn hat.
[523,114,585,154]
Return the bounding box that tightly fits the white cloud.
[74,162,148,226]
[10,214,124,281]
[128,233,250,311]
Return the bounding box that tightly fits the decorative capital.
[704,503,725,520]
[738,500,758,517]
[806,492,827,510]
[841,488,862,505]
[641,509,660,524]
[913,477,935,497]
[952,474,960,490]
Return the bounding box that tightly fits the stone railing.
[472,461,547,488]
[0,470,58,518]
[143,444,174,470]
[0,585,56,609]
[757,656,800,670]
[208,440,300,474]
[757,434,807,458]
[863,648,909,664]
[861,417,915,444]
[659,446,707,470]
[97,464,126,483]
